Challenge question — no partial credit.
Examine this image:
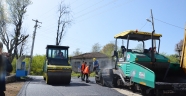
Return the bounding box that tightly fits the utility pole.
[147,9,156,47]
[150,9,156,47]
[28,19,42,75]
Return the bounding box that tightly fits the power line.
[139,21,148,31]
[77,0,134,23]
[38,0,133,37]
[29,0,137,53]
[37,0,119,34]
[74,0,104,14]
[139,16,151,31]
[37,0,133,37]
[154,18,185,30]
[36,0,76,21]
[70,0,79,5]
[75,0,118,19]
[72,0,90,11]
[36,6,57,19]
[36,0,78,19]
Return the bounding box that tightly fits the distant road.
[17,76,141,96]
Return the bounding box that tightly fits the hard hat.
[93,58,96,61]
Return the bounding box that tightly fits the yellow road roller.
[43,45,72,84]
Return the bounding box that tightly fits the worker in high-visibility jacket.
[83,62,91,83]
[80,61,86,81]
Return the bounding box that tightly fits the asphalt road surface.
[17,76,142,96]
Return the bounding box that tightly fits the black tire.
[140,85,154,96]
[113,76,118,88]
[131,84,137,93]
[65,77,71,85]
[43,77,46,81]
[96,80,99,84]
[100,76,105,86]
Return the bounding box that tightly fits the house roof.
[71,52,108,59]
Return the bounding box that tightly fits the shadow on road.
[51,82,91,87]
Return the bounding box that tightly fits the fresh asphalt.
[17,76,128,96]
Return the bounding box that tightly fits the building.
[71,52,114,73]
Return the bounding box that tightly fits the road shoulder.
[5,81,25,96]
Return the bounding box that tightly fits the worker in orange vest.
[80,61,86,81]
[83,62,91,83]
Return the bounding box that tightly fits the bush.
[71,71,80,77]
[90,72,96,77]
[71,71,96,77]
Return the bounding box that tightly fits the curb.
[5,74,16,83]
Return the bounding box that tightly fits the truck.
[95,30,186,96]
[43,45,72,84]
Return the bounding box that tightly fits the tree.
[56,1,72,45]
[101,42,115,57]
[159,52,179,63]
[17,36,30,56]
[168,54,179,63]
[92,43,101,52]
[135,43,144,52]
[72,48,82,56]
[159,52,167,57]
[0,0,32,62]
[175,39,183,55]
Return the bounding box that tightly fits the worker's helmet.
[93,58,96,61]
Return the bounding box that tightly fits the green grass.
[71,71,96,77]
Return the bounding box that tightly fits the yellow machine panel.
[180,29,186,73]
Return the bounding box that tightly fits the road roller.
[43,45,72,84]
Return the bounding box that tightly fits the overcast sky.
[12,0,186,56]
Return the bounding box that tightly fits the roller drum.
[47,70,71,84]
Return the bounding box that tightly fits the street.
[17,76,142,96]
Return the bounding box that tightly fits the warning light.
[136,29,138,33]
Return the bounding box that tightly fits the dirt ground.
[5,81,25,96]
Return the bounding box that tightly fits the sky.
[14,0,186,56]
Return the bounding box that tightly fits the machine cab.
[46,45,70,66]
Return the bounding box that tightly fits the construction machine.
[95,30,186,96]
[43,45,72,84]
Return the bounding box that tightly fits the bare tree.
[72,48,82,56]
[92,43,101,52]
[0,1,10,53]
[17,34,30,57]
[175,39,183,55]
[0,0,9,34]
[17,28,30,57]
[56,1,72,45]
[0,0,32,62]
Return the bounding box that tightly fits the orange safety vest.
[81,63,85,71]
[83,66,89,74]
